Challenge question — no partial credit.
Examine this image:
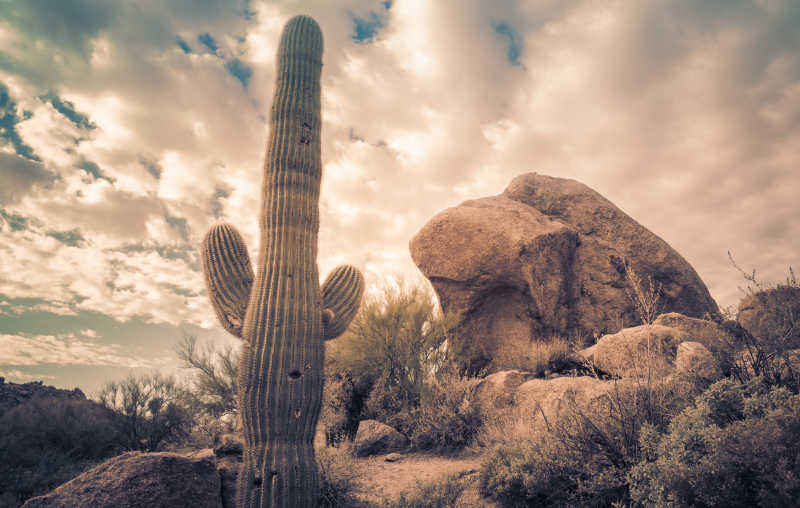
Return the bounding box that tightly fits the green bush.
[629,377,800,507]
[0,397,126,506]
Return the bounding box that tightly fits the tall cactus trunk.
[236,16,324,508]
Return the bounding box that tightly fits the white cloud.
[0,0,797,338]
[0,333,159,368]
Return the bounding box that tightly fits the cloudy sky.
[0,0,798,394]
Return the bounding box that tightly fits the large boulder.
[410,173,719,373]
[353,419,408,457]
[22,451,222,508]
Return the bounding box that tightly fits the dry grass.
[490,335,574,375]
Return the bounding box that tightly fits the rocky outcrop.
[675,341,722,381]
[353,420,408,457]
[653,312,732,354]
[578,324,686,377]
[0,378,86,416]
[738,286,800,349]
[474,370,538,410]
[22,451,222,508]
[410,172,719,373]
[514,376,615,425]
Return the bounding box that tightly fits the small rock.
[384,453,404,462]
[353,420,408,457]
[213,433,243,457]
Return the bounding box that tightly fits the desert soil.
[349,451,499,507]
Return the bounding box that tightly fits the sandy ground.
[348,451,499,506]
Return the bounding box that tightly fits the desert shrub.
[629,376,800,507]
[328,278,458,432]
[491,336,576,375]
[405,374,482,452]
[479,375,694,507]
[176,334,238,419]
[0,397,126,506]
[384,474,467,508]
[317,443,361,507]
[97,372,195,451]
[623,259,663,325]
[725,254,800,389]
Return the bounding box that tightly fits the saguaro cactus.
[200,15,363,507]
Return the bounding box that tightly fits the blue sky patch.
[1,82,41,161]
[0,209,29,231]
[41,92,96,130]
[225,58,252,88]
[198,33,220,56]
[46,228,87,247]
[78,161,115,184]
[352,3,391,43]
[493,22,522,67]
[176,36,192,54]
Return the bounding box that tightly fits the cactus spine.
[200,15,363,507]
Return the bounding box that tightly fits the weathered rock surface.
[0,378,86,416]
[354,420,408,457]
[22,451,222,508]
[410,172,719,373]
[514,376,615,425]
[675,341,722,381]
[474,370,537,409]
[738,286,800,349]
[653,312,732,354]
[578,324,687,377]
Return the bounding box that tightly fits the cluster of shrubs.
[0,372,202,507]
[325,278,485,454]
[477,271,800,507]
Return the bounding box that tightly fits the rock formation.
[0,378,86,416]
[410,172,719,373]
[22,451,222,508]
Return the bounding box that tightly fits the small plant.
[623,259,663,325]
[406,374,483,452]
[491,335,575,375]
[384,474,467,508]
[316,443,361,507]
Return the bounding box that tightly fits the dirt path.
[349,452,498,506]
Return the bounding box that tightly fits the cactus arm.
[201,223,254,338]
[321,264,364,340]
[236,15,325,508]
